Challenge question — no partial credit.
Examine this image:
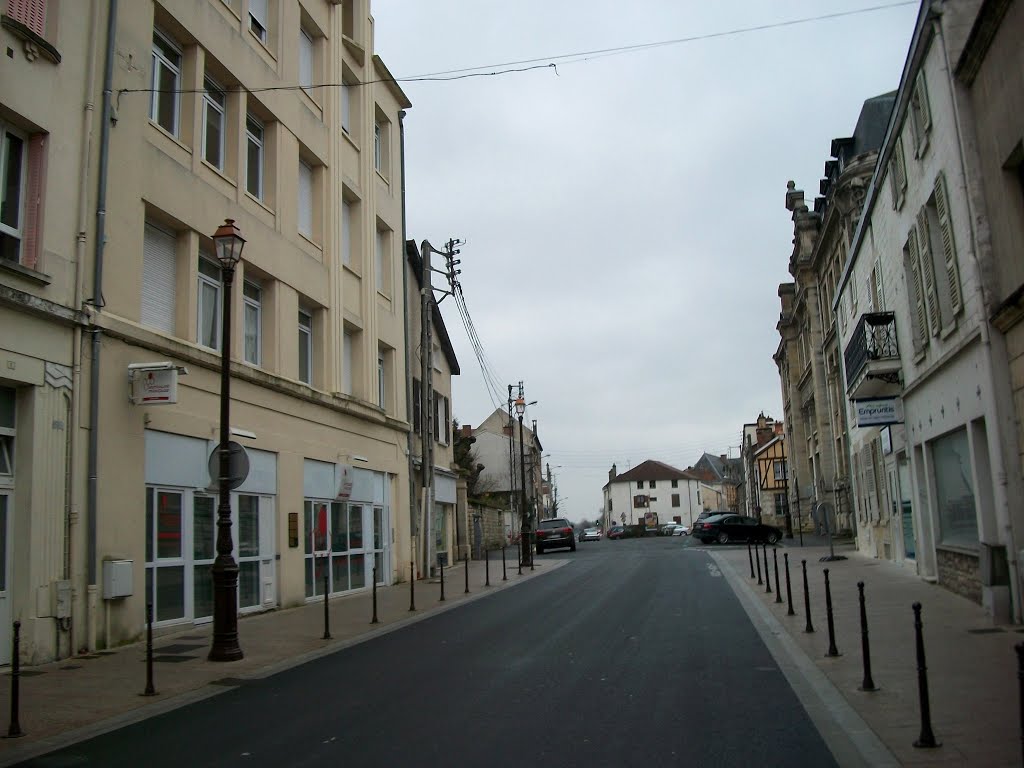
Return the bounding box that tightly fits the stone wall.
[471,505,506,559]
[937,548,982,605]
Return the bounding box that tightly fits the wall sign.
[854,398,904,427]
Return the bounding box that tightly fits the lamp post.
[209,218,245,662]
[515,392,530,568]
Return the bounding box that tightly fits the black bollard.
[857,582,877,691]
[1016,643,1024,765]
[773,549,783,604]
[6,621,22,738]
[485,547,491,587]
[912,602,940,748]
[763,544,772,595]
[823,569,840,657]
[371,567,379,623]
[409,561,416,611]
[464,554,470,595]
[322,569,331,640]
[142,603,157,696]
[502,545,508,581]
[784,553,795,616]
[530,536,535,571]
[517,541,523,576]
[802,560,814,633]
[756,542,763,585]
[748,541,755,579]
[439,555,445,602]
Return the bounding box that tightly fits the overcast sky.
[372,1,918,523]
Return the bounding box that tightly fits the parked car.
[671,524,689,536]
[693,514,781,545]
[580,527,601,542]
[536,517,576,554]
[659,523,681,536]
[606,525,627,540]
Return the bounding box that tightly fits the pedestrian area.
[710,538,1022,767]
[0,553,562,767]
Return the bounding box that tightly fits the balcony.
[844,312,902,400]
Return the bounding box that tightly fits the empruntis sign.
[128,362,187,405]
[854,397,904,427]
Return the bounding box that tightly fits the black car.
[693,513,782,545]
[535,517,576,554]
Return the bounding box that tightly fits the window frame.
[150,30,183,137]
[197,255,223,351]
[201,76,227,170]
[298,309,313,384]
[377,352,385,408]
[0,122,28,262]
[299,27,314,95]
[248,0,268,44]
[245,114,265,201]
[242,279,262,365]
[298,159,314,239]
[373,121,382,172]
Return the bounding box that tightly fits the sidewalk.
[0,552,562,767]
[710,538,1022,767]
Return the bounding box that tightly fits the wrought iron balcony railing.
[844,312,899,384]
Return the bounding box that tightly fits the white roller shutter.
[142,222,177,333]
[298,160,313,237]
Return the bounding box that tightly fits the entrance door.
[898,456,916,559]
[0,492,10,664]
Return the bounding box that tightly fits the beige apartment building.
[0,0,429,665]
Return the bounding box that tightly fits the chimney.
[461,425,473,437]
[609,464,617,483]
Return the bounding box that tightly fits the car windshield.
[539,519,570,529]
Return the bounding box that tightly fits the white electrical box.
[103,559,134,599]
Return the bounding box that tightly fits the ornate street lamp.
[209,218,245,662]
[515,394,530,568]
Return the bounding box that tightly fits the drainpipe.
[937,10,1022,622]
[398,110,417,583]
[86,0,118,651]
[66,0,102,658]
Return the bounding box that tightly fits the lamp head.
[212,218,246,269]
[514,396,526,417]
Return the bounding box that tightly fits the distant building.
[603,461,702,531]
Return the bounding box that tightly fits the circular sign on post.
[208,441,250,490]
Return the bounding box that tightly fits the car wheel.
[570,542,576,552]
[536,545,544,555]
[716,531,729,545]
[766,531,780,545]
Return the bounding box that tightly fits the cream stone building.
[835,0,1024,621]
[0,0,443,665]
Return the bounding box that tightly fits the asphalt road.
[17,537,838,768]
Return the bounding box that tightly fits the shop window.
[933,428,978,548]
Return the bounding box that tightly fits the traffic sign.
[208,441,250,490]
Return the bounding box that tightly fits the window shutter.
[917,72,931,134]
[906,228,926,351]
[142,223,177,333]
[375,229,384,291]
[249,0,267,27]
[933,172,962,315]
[865,274,874,312]
[850,267,858,309]
[8,0,46,36]
[873,257,883,311]
[22,133,45,270]
[916,210,940,336]
[444,396,450,444]
[342,331,353,394]
[341,200,351,266]
[298,161,313,237]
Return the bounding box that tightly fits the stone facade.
[937,549,982,605]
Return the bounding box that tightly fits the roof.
[611,460,701,484]
[406,240,460,375]
[372,55,412,110]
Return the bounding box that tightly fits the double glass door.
[305,501,387,597]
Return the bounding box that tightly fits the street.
[14,538,838,768]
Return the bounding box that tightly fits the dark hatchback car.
[693,514,782,545]
[606,525,627,540]
[536,518,576,554]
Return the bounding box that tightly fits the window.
[412,377,421,433]
[910,71,932,157]
[245,115,264,200]
[142,221,177,333]
[243,280,262,365]
[671,479,678,488]
[342,330,353,395]
[249,0,268,43]
[0,386,14,480]
[774,460,787,481]
[373,121,382,172]
[202,77,226,170]
[6,0,47,37]
[340,82,351,134]
[888,136,907,210]
[341,199,352,267]
[299,28,314,95]
[377,352,385,408]
[150,31,182,136]
[432,390,449,444]
[375,226,390,293]
[0,122,42,268]
[650,480,656,489]
[904,228,927,352]
[933,428,978,548]
[636,481,643,489]
[298,160,313,238]
[671,494,680,508]
[197,256,222,350]
[373,115,390,177]
[916,172,963,338]
[298,309,312,384]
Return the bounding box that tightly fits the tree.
[452,419,486,499]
